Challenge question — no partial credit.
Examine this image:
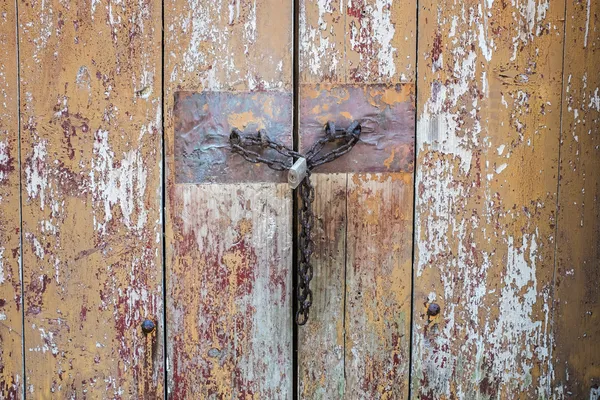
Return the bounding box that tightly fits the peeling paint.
[413,0,563,397]
[168,184,292,398]
[300,0,414,84]
[0,0,23,396]
[165,0,294,397]
[298,1,415,397]
[89,129,149,234]
[19,0,164,396]
[553,0,600,395]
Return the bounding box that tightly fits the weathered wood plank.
[554,0,600,396]
[298,174,347,399]
[413,0,564,397]
[164,0,294,397]
[0,1,23,397]
[169,184,292,398]
[298,0,416,397]
[345,173,413,398]
[18,0,164,397]
[299,0,415,84]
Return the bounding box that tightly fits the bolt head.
[427,303,441,317]
[141,319,156,334]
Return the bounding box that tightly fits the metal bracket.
[288,157,307,189]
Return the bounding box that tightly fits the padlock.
[288,157,307,189]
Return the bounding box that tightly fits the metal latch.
[288,157,307,189]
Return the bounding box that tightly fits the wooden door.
[0,0,599,399]
[0,1,22,396]
[164,0,294,398]
[297,1,415,398]
[17,0,164,397]
[412,0,564,397]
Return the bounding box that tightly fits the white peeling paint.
[510,0,550,60]
[589,87,600,111]
[25,139,49,210]
[0,247,4,284]
[415,0,556,397]
[173,0,285,91]
[486,233,552,394]
[371,0,397,78]
[300,0,340,78]
[89,129,148,234]
[0,141,11,183]
[418,49,479,174]
[584,0,591,48]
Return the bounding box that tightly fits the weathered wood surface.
[554,0,600,396]
[0,2,23,398]
[18,0,164,397]
[164,0,293,397]
[413,0,564,398]
[345,173,413,398]
[298,0,416,398]
[298,174,347,399]
[299,0,415,84]
[168,184,292,398]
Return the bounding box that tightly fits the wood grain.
[554,0,600,396]
[298,0,416,398]
[299,0,415,84]
[298,174,347,399]
[413,0,564,397]
[168,184,292,398]
[164,0,294,397]
[18,0,164,397]
[0,2,23,398]
[345,173,413,398]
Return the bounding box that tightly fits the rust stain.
[299,84,415,173]
[298,1,416,398]
[227,111,266,130]
[165,0,294,397]
[169,184,292,398]
[173,91,293,184]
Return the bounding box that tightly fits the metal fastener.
[141,319,156,335]
[288,157,307,189]
[427,303,441,317]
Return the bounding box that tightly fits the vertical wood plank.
[18,0,164,397]
[413,0,564,397]
[0,1,23,397]
[299,0,415,85]
[169,184,292,398]
[554,0,600,396]
[298,1,416,398]
[164,1,294,397]
[298,174,347,399]
[345,173,413,398]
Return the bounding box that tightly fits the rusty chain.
[230,121,362,325]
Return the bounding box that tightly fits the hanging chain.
[230,121,362,325]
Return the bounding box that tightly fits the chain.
[230,121,362,325]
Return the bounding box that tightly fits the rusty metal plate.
[300,84,415,173]
[174,91,293,183]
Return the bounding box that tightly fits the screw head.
[427,303,441,317]
[141,319,156,335]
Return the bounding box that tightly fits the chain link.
[230,121,362,325]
